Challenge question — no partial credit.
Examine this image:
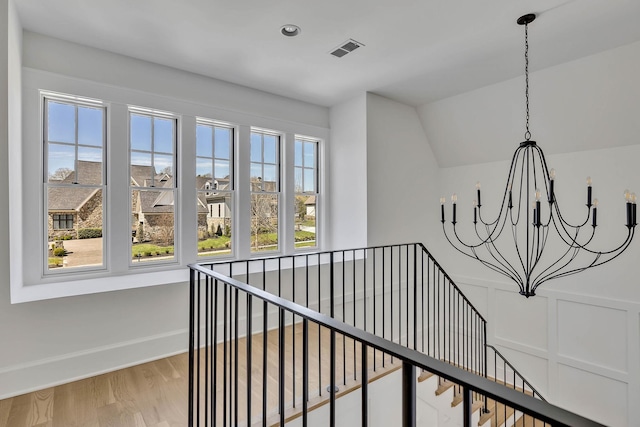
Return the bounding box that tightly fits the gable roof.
[48,161,102,211]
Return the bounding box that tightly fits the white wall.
[365,93,439,247]
[0,31,330,399]
[420,40,640,427]
[328,94,368,250]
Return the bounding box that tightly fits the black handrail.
[191,243,555,425]
[189,263,603,426]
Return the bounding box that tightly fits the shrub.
[216,224,223,236]
[145,251,152,257]
[165,249,170,254]
[60,234,73,240]
[53,247,67,257]
[78,228,102,239]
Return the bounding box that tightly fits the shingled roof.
[48,161,102,211]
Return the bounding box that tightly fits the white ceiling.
[13,0,640,108]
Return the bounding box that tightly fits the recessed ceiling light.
[280,24,301,37]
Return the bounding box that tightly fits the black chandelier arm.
[552,196,592,230]
[531,227,583,285]
[480,223,524,282]
[551,215,597,250]
[478,144,526,227]
[570,226,635,256]
[532,227,634,289]
[549,205,595,248]
[472,244,524,289]
[473,206,513,249]
[532,230,635,292]
[443,224,524,289]
[532,246,583,290]
[510,223,529,277]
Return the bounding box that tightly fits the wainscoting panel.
[457,282,488,319]
[494,289,548,352]
[490,345,549,393]
[557,299,627,373]
[557,363,627,427]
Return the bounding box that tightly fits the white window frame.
[195,118,236,260]
[294,136,320,251]
[128,106,180,268]
[249,128,282,254]
[12,69,328,303]
[42,92,107,276]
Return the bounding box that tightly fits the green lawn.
[130,231,313,257]
[132,243,174,257]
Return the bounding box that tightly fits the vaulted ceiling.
[14,0,640,108]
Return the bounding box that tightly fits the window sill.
[10,268,189,304]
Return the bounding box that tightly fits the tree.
[250,194,277,249]
[49,167,73,181]
[295,195,307,221]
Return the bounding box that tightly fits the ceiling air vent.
[330,39,364,58]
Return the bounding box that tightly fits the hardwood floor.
[0,324,398,427]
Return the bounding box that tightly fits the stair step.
[435,379,455,396]
[478,399,517,427]
[417,371,435,383]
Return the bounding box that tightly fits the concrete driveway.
[61,237,104,268]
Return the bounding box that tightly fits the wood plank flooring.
[0,323,398,427]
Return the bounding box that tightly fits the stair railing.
[189,261,603,426]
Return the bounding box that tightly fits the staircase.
[188,243,602,427]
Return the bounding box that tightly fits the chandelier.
[440,13,637,297]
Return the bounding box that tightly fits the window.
[129,108,177,264]
[52,214,74,230]
[294,138,318,249]
[44,95,106,272]
[196,120,234,257]
[250,131,280,253]
[22,82,326,302]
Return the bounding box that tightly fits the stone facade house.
[47,160,103,240]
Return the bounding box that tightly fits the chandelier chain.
[524,22,531,141]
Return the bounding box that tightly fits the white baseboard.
[0,328,188,400]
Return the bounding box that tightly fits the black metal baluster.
[342,252,346,385]
[402,362,416,427]
[223,283,227,427]
[261,300,267,427]
[353,249,357,381]
[330,329,336,427]
[318,253,322,396]
[213,278,219,425]
[205,275,209,426]
[364,248,367,335]
[361,342,368,427]
[197,276,202,427]
[391,246,394,361]
[292,257,296,408]
[188,270,195,427]
[234,288,239,426]
[413,244,417,351]
[279,309,285,426]
[382,247,386,367]
[302,319,309,427]
[247,294,252,426]
[373,248,377,371]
